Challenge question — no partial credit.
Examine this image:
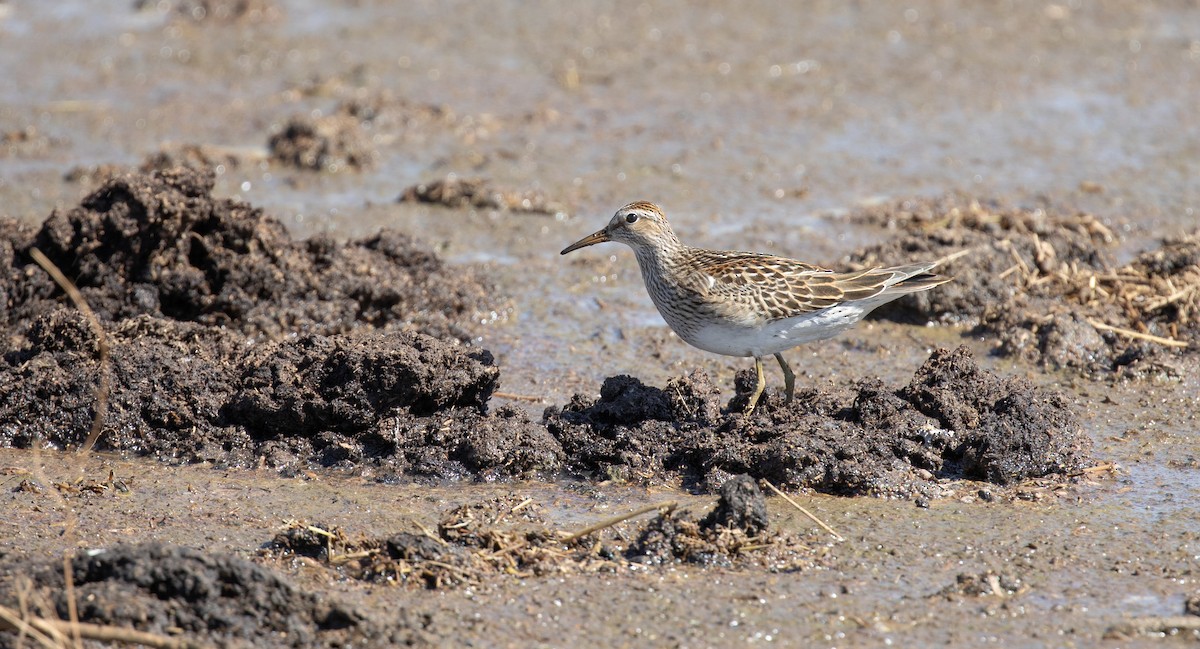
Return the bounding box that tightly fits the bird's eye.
[625,213,639,224]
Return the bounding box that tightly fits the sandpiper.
[561,201,952,414]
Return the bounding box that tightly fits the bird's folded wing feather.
[683,250,910,322]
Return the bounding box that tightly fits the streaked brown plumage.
[562,202,952,413]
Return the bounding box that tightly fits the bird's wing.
[684,251,945,322]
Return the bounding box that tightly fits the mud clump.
[7,167,496,339]
[268,105,377,172]
[628,475,775,567]
[545,346,1091,498]
[399,176,567,215]
[142,143,249,172]
[849,195,1197,378]
[0,307,562,479]
[226,332,499,432]
[700,474,769,534]
[1186,594,1200,617]
[548,372,711,481]
[0,543,389,648]
[0,167,539,474]
[267,480,809,590]
[900,347,1084,484]
[0,125,57,156]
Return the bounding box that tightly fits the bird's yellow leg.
[746,356,767,414]
[774,352,795,402]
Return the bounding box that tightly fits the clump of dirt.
[627,475,777,567]
[0,329,546,479]
[227,332,499,430]
[369,404,563,481]
[142,142,253,173]
[6,167,495,339]
[0,168,544,474]
[268,104,377,172]
[399,176,567,215]
[848,195,1197,378]
[267,477,812,590]
[0,305,564,478]
[0,543,393,648]
[545,346,1091,497]
[700,474,770,534]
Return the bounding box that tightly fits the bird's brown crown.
[621,201,667,220]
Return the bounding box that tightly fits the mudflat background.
[2,1,1199,647]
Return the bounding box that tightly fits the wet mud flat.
[4,1,1200,645]
[2,477,805,648]
[1,168,1197,647]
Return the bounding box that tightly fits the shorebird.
[561,201,951,413]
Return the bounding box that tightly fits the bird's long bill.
[560,228,610,255]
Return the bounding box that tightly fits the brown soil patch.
[0,168,525,473]
[850,195,1198,379]
[399,176,567,215]
[0,126,57,157]
[268,102,377,172]
[0,543,396,647]
[266,475,812,590]
[546,346,1091,497]
[5,167,494,339]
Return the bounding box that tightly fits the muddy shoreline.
[3,2,1200,647]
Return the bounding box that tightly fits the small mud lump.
[902,346,1088,484]
[0,543,367,647]
[268,111,376,171]
[700,475,769,534]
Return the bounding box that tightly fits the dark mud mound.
[399,176,567,215]
[628,475,775,567]
[227,332,499,431]
[546,347,1091,497]
[546,373,705,481]
[368,404,563,481]
[0,310,236,455]
[848,195,1196,378]
[268,104,377,172]
[0,307,563,478]
[0,168,544,473]
[0,543,389,648]
[267,479,811,589]
[6,167,494,339]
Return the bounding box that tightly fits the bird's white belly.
[680,305,871,358]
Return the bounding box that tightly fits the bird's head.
[560,202,676,255]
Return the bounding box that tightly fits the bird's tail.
[881,261,954,294]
